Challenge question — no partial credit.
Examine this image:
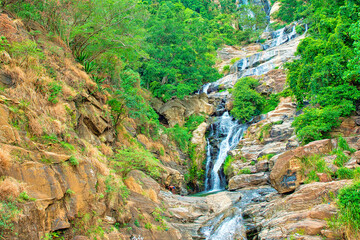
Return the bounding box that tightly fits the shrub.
[338,136,356,153]
[334,181,360,238]
[223,65,230,73]
[0,36,9,52]
[48,82,62,104]
[336,167,355,179]
[184,115,206,133]
[69,156,79,166]
[9,40,44,67]
[292,106,341,144]
[223,155,235,176]
[0,201,20,238]
[230,77,264,122]
[111,147,163,180]
[166,124,192,152]
[300,155,332,183]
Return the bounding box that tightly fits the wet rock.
[228,172,269,190]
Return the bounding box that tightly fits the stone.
[288,219,326,235]
[191,122,208,168]
[157,94,215,127]
[256,160,269,172]
[0,105,20,143]
[270,139,334,193]
[355,151,360,164]
[228,172,269,190]
[40,151,71,164]
[104,216,116,225]
[124,170,161,203]
[320,229,343,239]
[316,173,331,182]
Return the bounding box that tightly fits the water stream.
[205,112,247,191]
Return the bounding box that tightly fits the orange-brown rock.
[155,94,214,127]
[270,139,333,193]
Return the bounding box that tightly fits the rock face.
[243,180,351,240]
[153,94,214,127]
[270,139,334,193]
[228,172,269,190]
[191,122,208,168]
[226,97,298,190]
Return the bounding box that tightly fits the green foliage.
[336,167,355,180]
[167,124,192,152]
[338,136,356,153]
[0,36,9,52]
[144,222,152,230]
[230,77,264,122]
[66,189,75,195]
[184,115,206,133]
[152,207,168,231]
[261,94,280,114]
[0,201,20,238]
[300,154,332,184]
[332,149,350,168]
[223,155,235,176]
[275,0,308,23]
[238,168,251,175]
[283,1,360,144]
[9,39,44,66]
[134,219,140,227]
[47,82,62,104]
[258,153,276,161]
[292,106,342,144]
[69,156,79,166]
[334,181,360,238]
[111,147,163,180]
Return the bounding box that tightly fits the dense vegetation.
[230,77,280,123]
[277,0,360,144]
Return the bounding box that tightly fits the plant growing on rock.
[330,181,360,239]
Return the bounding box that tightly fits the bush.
[335,181,360,238]
[292,106,341,144]
[111,147,163,180]
[166,124,192,152]
[336,167,355,179]
[223,155,235,176]
[300,155,332,183]
[230,77,264,122]
[47,82,62,104]
[69,156,79,166]
[0,201,20,238]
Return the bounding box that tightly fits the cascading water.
[205,112,247,191]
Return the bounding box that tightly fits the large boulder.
[270,139,333,193]
[228,172,269,190]
[156,94,215,127]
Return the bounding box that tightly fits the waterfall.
[205,112,247,191]
[198,83,212,94]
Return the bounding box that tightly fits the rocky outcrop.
[153,94,214,127]
[191,122,208,168]
[243,180,351,240]
[226,97,298,189]
[228,172,269,190]
[269,139,334,193]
